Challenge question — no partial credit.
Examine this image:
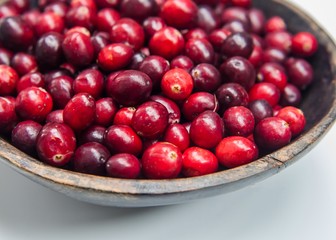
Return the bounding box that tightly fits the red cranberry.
[197,5,219,33]
[66,6,96,30]
[257,62,287,91]
[215,83,249,113]
[182,147,218,177]
[128,52,146,70]
[275,106,306,137]
[11,120,42,155]
[190,110,224,149]
[78,125,105,145]
[143,17,166,38]
[223,106,254,137]
[229,0,251,8]
[106,70,152,106]
[221,7,250,28]
[132,101,169,139]
[248,45,263,68]
[0,47,13,65]
[142,142,182,179]
[249,82,280,107]
[163,123,190,152]
[191,63,221,92]
[286,58,313,90]
[221,32,253,58]
[0,16,35,51]
[110,18,145,51]
[183,28,207,41]
[264,16,287,33]
[95,98,118,127]
[35,12,64,37]
[36,123,76,167]
[161,68,193,100]
[17,72,45,93]
[265,31,292,54]
[62,32,95,68]
[73,142,110,176]
[170,55,194,72]
[15,87,53,122]
[291,32,318,57]
[47,76,74,109]
[0,64,19,96]
[113,107,136,126]
[160,0,198,29]
[95,0,119,8]
[120,0,158,22]
[65,26,91,37]
[280,83,302,107]
[21,9,40,28]
[222,19,249,33]
[45,109,64,124]
[248,8,265,34]
[96,8,120,32]
[185,38,215,64]
[262,47,287,64]
[73,69,104,99]
[63,93,96,132]
[11,53,37,76]
[150,95,181,124]
[0,4,19,19]
[216,136,258,168]
[97,43,134,71]
[106,153,141,179]
[248,99,273,124]
[0,96,17,131]
[208,28,231,52]
[44,2,69,18]
[149,27,185,60]
[70,0,97,11]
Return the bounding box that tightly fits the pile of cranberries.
[0,0,316,179]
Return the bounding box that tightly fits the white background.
[1,0,336,239]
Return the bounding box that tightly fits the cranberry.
[120,0,158,22]
[182,147,218,177]
[16,72,45,93]
[65,26,91,37]
[222,19,249,33]
[97,43,134,71]
[0,16,34,51]
[248,45,263,68]
[0,4,19,19]
[95,98,118,127]
[170,55,194,72]
[191,63,221,92]
[95,0,119,8]
[70,0,97,11]
[163,123,190,152]
[142,142,182,179]
[257,62,287,91]
[66,6,96,30]
[11,53,37,76]
[90,33,111,58]
[7,0,29,15]
[143,17,166,38]
[215,83,249,113]
[0,48,13,65]
[190,110,224,149]
[15,87,53,122]
[248,8,265,34]
[265,31,292,54]
[62,32,95,68]
[184,28,208,41]
[275,106,306,137]
[132,101,169,139]
[223,106,255,137]
[0,96,18,131]
[185,38,215,64]
[73,142,110,176]
[47,76,74,109]
[197,5,219,33]
[280,83,302,107]
[264,16,287,33]
[113,107,136,126]
[208,28,231,51]
[216,136,258,168]
[45,109,64,124]
[106,153,141,179]
[221,32,253,59]
[21,9,40,28]
[221,7,250,28]
[262,47,287,64]
[161,68,193,100]
[149,27,185,60]
[63,93,96,132]
[286,58,313,90]
[78,125,105,145]
[0,64,19,96]
[36,123,76,167]
[44,2,69,18]
[35,12,64,37]
[248,99,273,124]
[291,32,318,57]
[249,82,280,107]
[96,8,120,32]
[73,69,104,99]
[150,95,181,124]
[11,120,42,155]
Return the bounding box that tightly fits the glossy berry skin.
[170,55,194,72]
[286,58,313,90]
[265,31,292,54]
[221,7,250,27]
[106,153,141,179]
[183,28,207,41]
[264,16,286,33]
[275,106,306,137]
[120,0,158,22]
[163,123,190,152]
[150,95,181,124]
[262,47,286,64]
[36,123,76,167]
[161,68,194,100]
[160,0,198,29]
[65,6,96,30]
[215,83,249,113]
[113,107,136,126]
[78,125,105,145]
[280,83,302,107]
[291,32,318,57]
[16,72,45,93]
[15,87,53,122]
[0,4,19,19]
[132,101,169,139]
[0,96,18,131]
[47,76,74,109]
[190,110,224,149]
[73,69,104,99]
[63,93,96,132]
[216,136,258,169]
[191,63,221,92]
[249,82,280,107]
[95,98,118,127]
[208,28,231,52]
[104,125,143,156]
[254,117,292,151]
[143,17,166,38]
[11,120,40,155]
[11,53,37,76]
[96,8,120,32]
[142,142,183,179]
[223,106,255,137]
[0,48,13,65]
[197,5,219,33]
[248,8,265,34]
[35,12,64,37]
[97,43,134,71]
[248,99,273,124]
[221,32,253,59]
[106,70,152,106]
[185,38,215,64]
[62,32,95,68]
[73,142,111,176]
[257,63,287,91]
[45,109,64,124]
[182,147,218,177]
[44,2,69,17]
[149,27,185,60]
[0,64,19,96]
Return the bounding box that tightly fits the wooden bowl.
[1,0,336,207]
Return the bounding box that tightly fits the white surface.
[1,1,336,240]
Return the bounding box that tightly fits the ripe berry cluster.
[0,0,315,179]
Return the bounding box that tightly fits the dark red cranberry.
[183,28,208,41]
[216,136,258,168]
[21,9,40,28]
[251,33,265,48]
[248,8,265,34]
[44,2,69,18]
[104,125,143,155]
[78,125,105,145]
[182,147,218,177]
[110,18,145,51]
[160,0,198,29]
[17,72,45,93]
[45,109,64,124]
[286,58,314,90]
[170,55,194,72]
[36,122,76,167]
[106,153,141,179]
[265,31,292,53]
[264,16,287,33]
[0,96,17,132]
[249,82,280,107]
[190,110,224,149]
[97,43,134,71]
[185,38,215,64]
[11,53,37,76]
[150,95,181,124]
[96,0,119,8]
[229,0,251,8]
[149,27,185,60]
[197,5,219,33]
[65,26,91,37]
[90,32,110,58]
[220,56,256,90]
[0,4,19,19]
[142,142,182,179]
[143,17,166,38]
[95,98,118,127]
[291,32,318,57]
[120,0,158,22]
[66,6,96,30]
[11,120,42,155]
[73,142,110,176]
[215,83,249,113]
[47,76,74,109]
[62,32,95,68]
[182,92,218,121]
[138,55,170,90]
[63,93,96,132]
[248,99,273,124]
[128,52,146,70]
[222,19,249,33]
[0,48,13,65]
[221,7,250,28]
[35,12,64,37]
[0,64,19,95]
[163,123,190,152]
[35,32,64,70]
[262,47,287,64]
[221,32,253,59]
[0,16,35,51]
[223,106,254,136]
[254,117,292,151]
[106,70,152,106]
[15,87,53,122]
[96,8,120,32]
[248,45,263,68]
[208,28,231,52]
[132,101,169,139]
[280,83,302,107]
[73,69,104,99]
[194,0,220,6]
[191,63,221,92]
[161,68,193,100]
[257,62,287,91]
[275,106,306,137]
[113,107,136,126]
